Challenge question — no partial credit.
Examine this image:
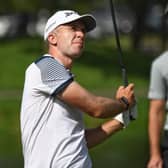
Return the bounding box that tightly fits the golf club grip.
[122,68,138,121]
[122,68,128,87]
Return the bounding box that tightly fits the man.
[147,51,168,168]
[20,10,136,168]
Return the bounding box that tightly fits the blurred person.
[147,51,168,168]
[20,10,136,168]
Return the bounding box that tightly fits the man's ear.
[47,34,57,45]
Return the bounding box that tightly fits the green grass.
[0,99,23,167]
[0,37,155,167]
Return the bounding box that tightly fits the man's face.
[53,20,86,58]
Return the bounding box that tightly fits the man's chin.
[67,52,81,59]
[73,53,82,58]
[72,50,83,58]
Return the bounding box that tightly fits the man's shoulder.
[35,55,54,64]
[155,51,168,62]
[25,55,53,74]
[34,55,65,72]
[153,51,168,67]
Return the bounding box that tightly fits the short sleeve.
[35,56,74,96]
[148,61,166,100]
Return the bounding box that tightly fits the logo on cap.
[64,11,78,17]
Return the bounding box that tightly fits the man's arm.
[58,81,135,118]
[147,99,165,168]
[85,119,123,148]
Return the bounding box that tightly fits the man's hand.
[114,83,137,127]
[147,154,163,168]
[116,83,135,109]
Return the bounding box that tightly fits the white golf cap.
[44,10,96,40]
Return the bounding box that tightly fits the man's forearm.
[148,100,165,156]
[85,119,123,149]
[148,115,164,156]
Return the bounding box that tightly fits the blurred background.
[0,0,168,167]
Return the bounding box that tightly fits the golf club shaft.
[109,0,128,87]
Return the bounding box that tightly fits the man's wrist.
[118,96,129,110]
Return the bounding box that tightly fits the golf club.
[109,0,137,120]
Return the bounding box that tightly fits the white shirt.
[20,55,92,168]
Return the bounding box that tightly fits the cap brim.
[78,15,96,32]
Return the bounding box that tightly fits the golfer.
[20,10,135,168]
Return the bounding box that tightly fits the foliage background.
[0,0,167,167]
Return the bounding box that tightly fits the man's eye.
[69,26,85,33]
[81,28,86,33]
[71,26,76,30]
